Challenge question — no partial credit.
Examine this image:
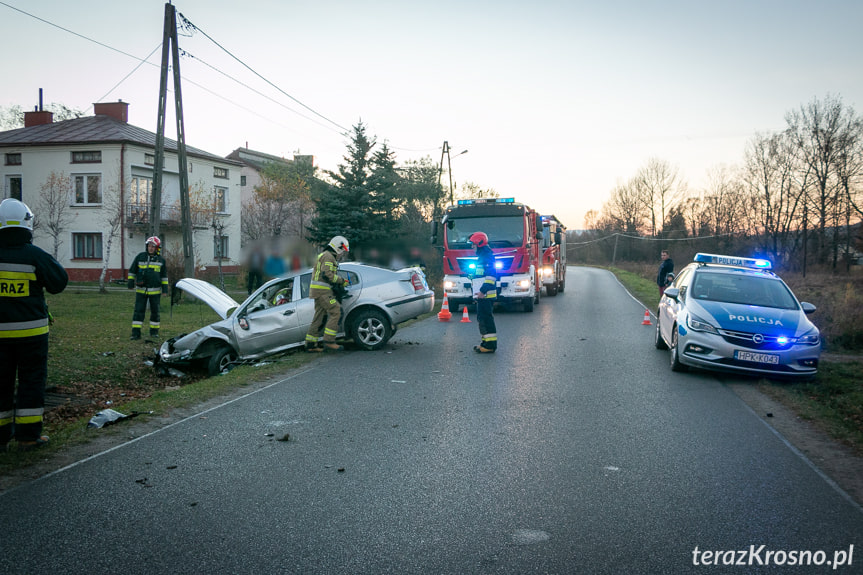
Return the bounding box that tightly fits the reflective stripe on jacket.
[128,252,168,293]
[0,242,68,339]
[310,249,343,293]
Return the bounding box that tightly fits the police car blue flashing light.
[694,253,772,270]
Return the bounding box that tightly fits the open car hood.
[175,278,240,320]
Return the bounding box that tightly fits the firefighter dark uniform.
[470,232,498,353]
[128,237,168,339]
[0,199,68,451]
[305,236,349,352]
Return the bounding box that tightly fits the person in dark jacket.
[657,249,674,296]
[0,199,68,452]
[128,236,168,340]
[469,231,498,354]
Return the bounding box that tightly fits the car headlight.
[796,331,820,345]
[688,314,719,335]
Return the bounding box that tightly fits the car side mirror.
[664,287,680,301]
[800,302,817,315]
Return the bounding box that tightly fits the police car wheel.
[670,328,687,372]
[654,317,668,350]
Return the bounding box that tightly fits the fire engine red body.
[540,215,567,296]
[432,198,544,312]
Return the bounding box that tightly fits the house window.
[214,186,228,213]
[129,176,153,222]
[73,174,102,205]
[71,151,102,163]
[72,233,103,260]
[214,234,229,260]
[214,166,228,179]
[144,153,155,166]
[5,175,22,201]
[240,175,246,186]
[5,153,21,166]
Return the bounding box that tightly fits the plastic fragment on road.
[87,408,151,429]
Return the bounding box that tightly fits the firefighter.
[305,236,349,352]
[128,236,168,340]
[0,198,68,451]
[469,231,497,354]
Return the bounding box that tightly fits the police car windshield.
[690,272,798,310]
[446,216,524,249]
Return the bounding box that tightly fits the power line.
[177,11,350,135]
[567,231,735,247]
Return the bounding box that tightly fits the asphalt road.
[1,266,861,574]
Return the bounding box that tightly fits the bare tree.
[98,165,125,293]
[603,179,647,233]
[34,171,76,259]
[633,157,684,236]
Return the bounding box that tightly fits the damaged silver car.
[158,263,434,376]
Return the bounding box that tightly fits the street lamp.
[439,141,469,206]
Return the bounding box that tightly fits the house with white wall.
[0,101,243,282]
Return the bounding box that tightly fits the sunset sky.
[3,0,861,230]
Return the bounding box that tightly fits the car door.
[235,277,301,357]
[660,267,691,345]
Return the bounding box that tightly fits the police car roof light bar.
[694,253,772,270]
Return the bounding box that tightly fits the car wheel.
[547,283,558,297]
[670,327,687,372]
[523,296,534,312]
[558,279,565,293]
[208,345,238,376]
[654,316,668,350]
[351,308,392,351]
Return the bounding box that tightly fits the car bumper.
[678,330,820,377]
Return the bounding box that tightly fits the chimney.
[24,109,54,127]
[94,100,129,123]
[24,88,52,127]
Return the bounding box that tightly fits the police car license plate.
[735,350,779,365]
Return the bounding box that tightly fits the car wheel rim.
[358,318,385,345]
[220,353,236,372]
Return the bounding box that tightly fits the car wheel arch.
[346,305,394,351]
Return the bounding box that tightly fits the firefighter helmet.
[145,236,161,248]
[468,231,489,248]
[0,198,35,231]
[328,235,349,256]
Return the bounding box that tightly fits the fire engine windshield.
[446,216,525,249]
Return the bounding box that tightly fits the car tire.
[558,278,565,293]
[670,327,687,372]
[547,283,558,296]
[654,316,668,350]
[208,345,238,376]
[351,308,392,351]
[523,296,534,312]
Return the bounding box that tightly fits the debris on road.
[87,408,151,429]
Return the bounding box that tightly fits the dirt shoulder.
[728,382,863,508]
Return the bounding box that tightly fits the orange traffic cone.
[438,293,452,322]
[460,306,471,323]
[641,310,652,325]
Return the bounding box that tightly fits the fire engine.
[540,215,566,296]
[431,197,544,312]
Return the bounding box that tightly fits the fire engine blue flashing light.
[467,263,476,270]
[494,261,503,269]
[693,253,773,270]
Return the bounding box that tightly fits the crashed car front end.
[158,323,235,367]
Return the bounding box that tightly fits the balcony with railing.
[125,204,211,229]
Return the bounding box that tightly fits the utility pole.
[438,141,451,207]
[152,2,194,278]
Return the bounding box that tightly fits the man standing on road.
[657,249,674,296]
[0,199,68,452]
[469,231,497,354]
[305,236,349,352]
[128,236,168,340]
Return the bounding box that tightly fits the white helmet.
[0,198,34,231]
[328,235,349,256]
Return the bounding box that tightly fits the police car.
[655,253,820,379]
